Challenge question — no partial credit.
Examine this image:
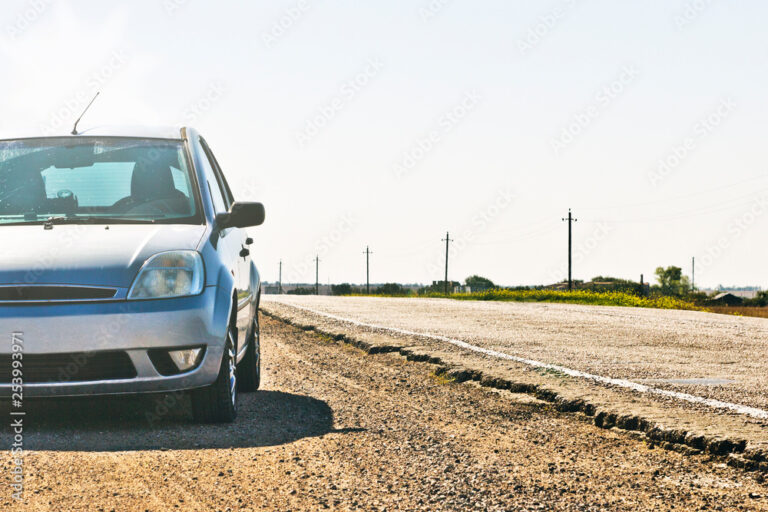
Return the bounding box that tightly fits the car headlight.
[128,251,204,300]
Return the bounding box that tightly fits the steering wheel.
[111,196,136,212]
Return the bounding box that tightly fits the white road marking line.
[270,300,768,420]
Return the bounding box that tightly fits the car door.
[199,138,252,355]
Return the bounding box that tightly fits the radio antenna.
[71,91,100,135]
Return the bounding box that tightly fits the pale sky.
[1,1,767,289]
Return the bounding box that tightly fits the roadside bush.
[374,283,409,296]
[332,283,353,296]
[744,290,768,307]
[287,287,314,295]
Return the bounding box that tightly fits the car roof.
[0,125,185,142]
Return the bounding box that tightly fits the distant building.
[430,280,461,293]
[702,287,762,299]
[262,283,332,295]
[263,284,281,294]
[710,292,744,306]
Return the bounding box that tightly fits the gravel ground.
[264,296,768,412]
[2,315,766,511]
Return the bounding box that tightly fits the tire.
[191,324,238,423]
[237,312,261,392]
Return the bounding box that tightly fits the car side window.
[199,138,235,206]
[195,138,227,214]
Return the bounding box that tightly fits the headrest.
[131,161,175,199]
[0,167,46,213]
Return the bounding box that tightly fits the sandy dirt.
[1,315,766,511]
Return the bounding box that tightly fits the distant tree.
[464,275,495,289]
[332,283,353,296]
[654,266,691,296]
[287,287,314,295]
[745,290,768,307]
[590,276,632,284]
[375,283,408,296]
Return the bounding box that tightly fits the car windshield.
[0,137,200,225]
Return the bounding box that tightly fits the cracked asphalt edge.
[261,306,768,475]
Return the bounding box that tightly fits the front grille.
[0,286,117,302]
[0,351,136,383]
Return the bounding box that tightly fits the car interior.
[0,142,194,219]
[111,161,192,215]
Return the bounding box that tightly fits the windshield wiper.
[42,215,158,229]
[76,216,158,224]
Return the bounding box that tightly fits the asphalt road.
[264,295,768,412]
[2,315,767,511]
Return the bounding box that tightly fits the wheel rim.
[227,329,237,406]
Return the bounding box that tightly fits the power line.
[278,259,283,294]
[363,246,373,294]
[579,174,768,212]
[692,257,695,292]
[441,231,454,295]
[314,255,320,295]
[468,223,562,246]
[587,189,768,224]
[562,209,577,291]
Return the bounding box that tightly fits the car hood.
[0,224,207,288]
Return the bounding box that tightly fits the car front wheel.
[238,313,261,392]
[191,325,238,423]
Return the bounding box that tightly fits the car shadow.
[0,390,360,452]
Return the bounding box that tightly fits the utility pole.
[441,231,453,295]
[314,255,320,295]
[691,257,695,292]
[278,260,283,294]
[561,209,577,291]
[363,246,373,294]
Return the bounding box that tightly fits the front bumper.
[0,286,228,397]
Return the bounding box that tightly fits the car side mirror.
[215,202,265,229]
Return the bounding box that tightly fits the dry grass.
[708,306,768,318]
[446,289,706,311]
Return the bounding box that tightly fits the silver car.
[0,126,264,423]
